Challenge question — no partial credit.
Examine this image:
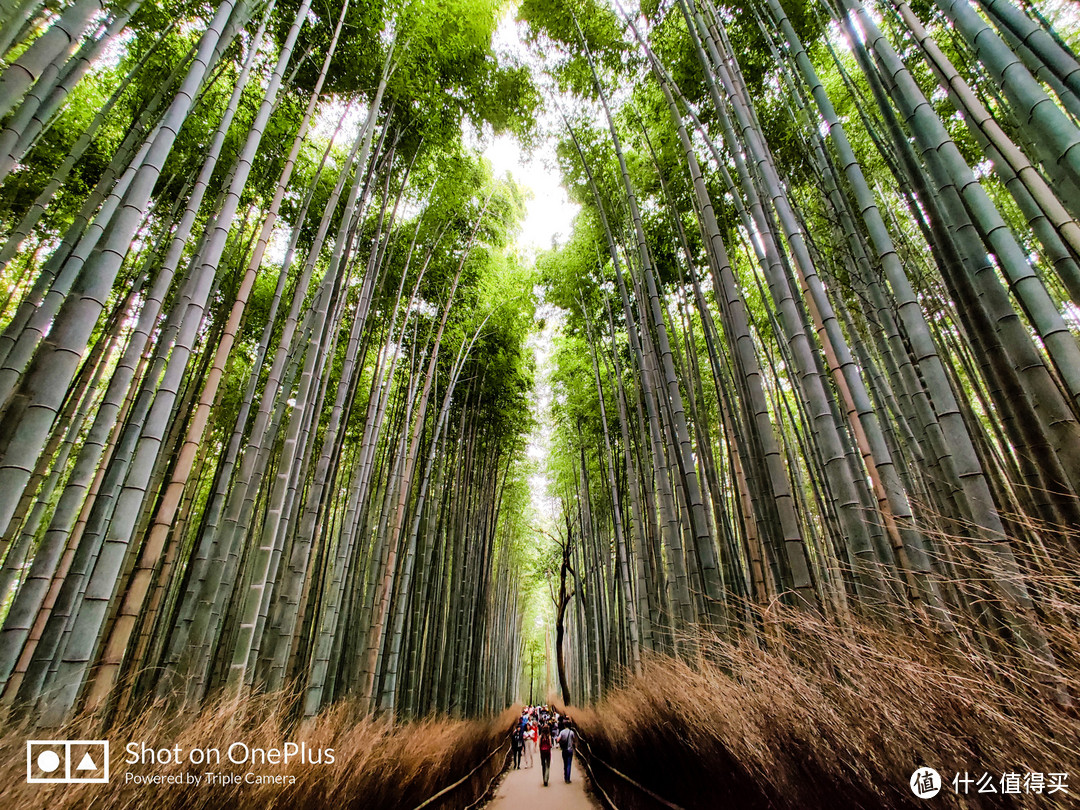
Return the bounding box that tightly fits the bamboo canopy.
[0,0,1077,726]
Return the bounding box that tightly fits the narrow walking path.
[486,756,599,809]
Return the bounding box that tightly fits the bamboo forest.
[0,0,1079,807]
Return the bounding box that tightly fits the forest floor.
[486,753,598,809]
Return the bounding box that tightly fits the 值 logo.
[910,766,942,798]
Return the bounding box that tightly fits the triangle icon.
[76,752,97,771]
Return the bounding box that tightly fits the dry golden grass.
[3,521,1078,809]
[565,515,1080,808]
[573,603,1079,810]
[0,692,514,809]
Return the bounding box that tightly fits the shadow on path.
[486,756,598,809]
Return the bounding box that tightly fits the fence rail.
[576,736,687,810]
[411,742,510,810]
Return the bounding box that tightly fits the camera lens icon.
[27,740,109,783]
[36,749,61,772]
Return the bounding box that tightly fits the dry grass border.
[0,693,515,809]
[572,607,1079,810]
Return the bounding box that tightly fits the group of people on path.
[509,704,577,787]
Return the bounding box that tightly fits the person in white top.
[523,720,537,767]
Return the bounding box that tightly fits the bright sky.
[479,123,569,526]
[479,10,577,528]
[304,8,579,255]
[479,10,579,255]
[482,133,577,254]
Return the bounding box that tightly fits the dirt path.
[486,749,599,809]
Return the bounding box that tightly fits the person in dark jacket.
[510,723,524,769]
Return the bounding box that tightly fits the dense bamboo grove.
[529,0,1080,707]
[0,0,541,726]
[1,0,1079,747]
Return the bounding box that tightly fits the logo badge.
[27,740,109,783]
[910,766,942,798]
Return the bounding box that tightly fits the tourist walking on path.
[538,721,553,786]
[486,727,597,809]
[511,723,524,769]
[557,720,576,783]
[523,720,536,768]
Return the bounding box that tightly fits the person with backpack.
[556,720,576,783]
[537,721,553,786]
